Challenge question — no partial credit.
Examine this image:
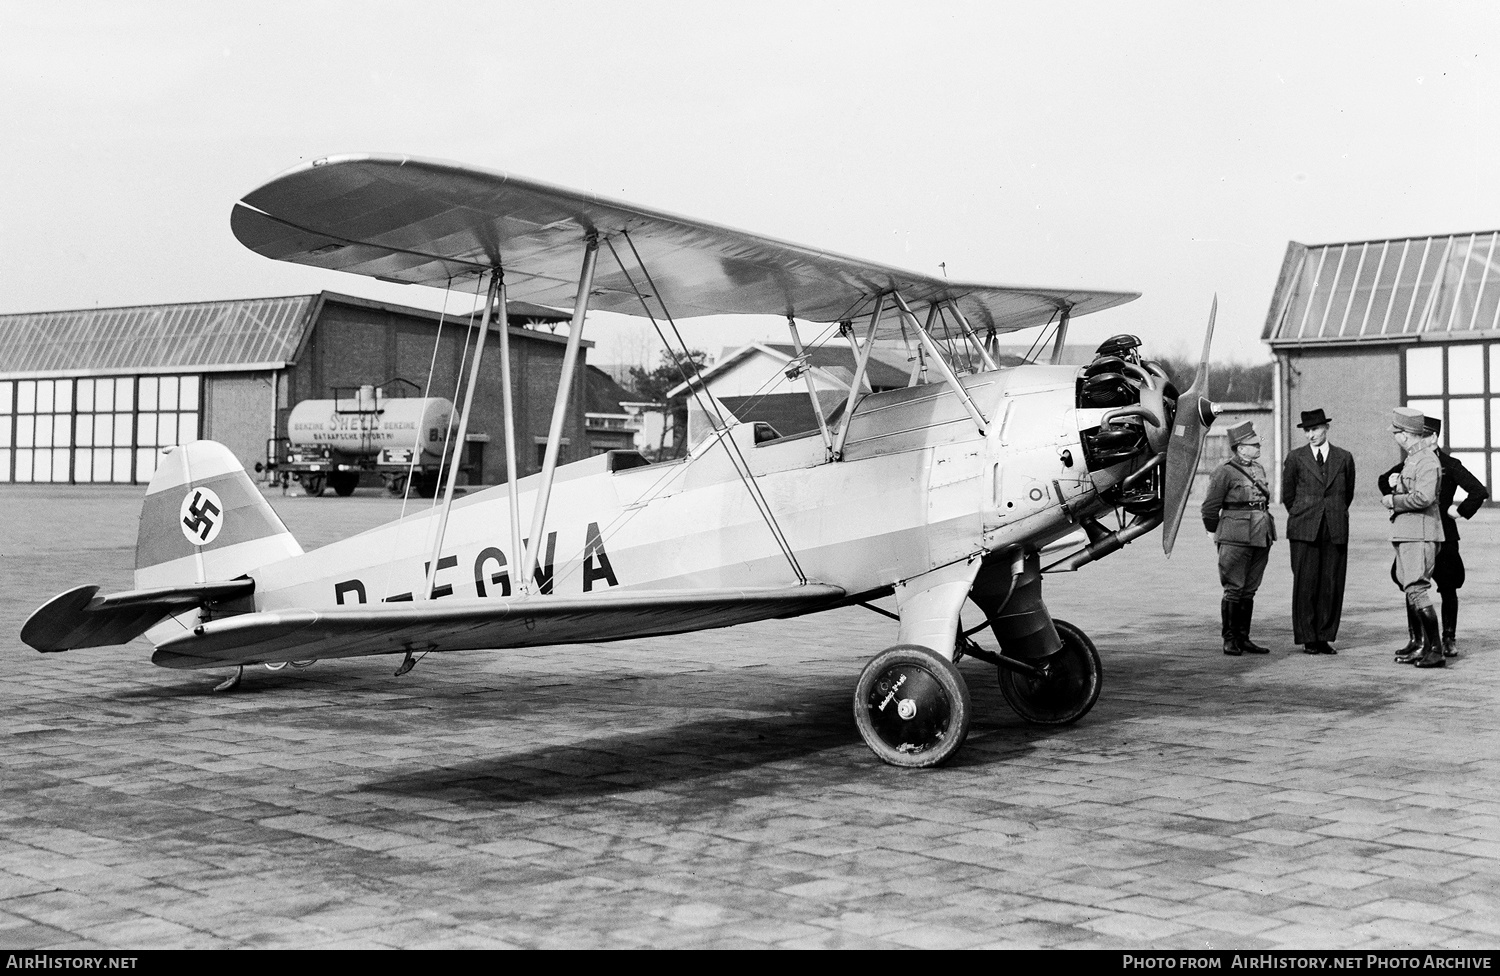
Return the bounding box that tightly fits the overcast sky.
[3,1,1497,368]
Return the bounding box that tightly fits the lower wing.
[150,583,848,669]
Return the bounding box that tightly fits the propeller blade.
[1161,297,1220,556]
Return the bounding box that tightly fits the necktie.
[1317,450,1325,468]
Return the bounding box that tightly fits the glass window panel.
[34,417,52,448]
[31,450,51,483]
[1394,239,1439,334]
[53,414,70,447]
[1492,344,1500,392]
[0,449,9,482]
[92,448,111,483]
[17,380,35,414]
[52,450,69,483]
[114,379,132,412]
[75,378,93,413]
[178,412,198,444]
[0,380,11,413]
[112,448,131,483]
[75,415,92,447]
[36,379,53,414]
[1345,243,1386,335]
[95,378,113,411]
[138,375,158,412]
[113,413,132,446]
[53,379,72,413]
[135,448,158,483]
[136,413,157,448]
[74,449,92,483]
[179,375,200,410]
[1449,345,1484,394]
[1324,244,1364,336]
[1449,399,1485,448]
[0,418,9,449]
[1449,452,1487,500]
[159,375,178,412]
[14,449,32,483]
[94,413,112,447]
[1405,347,1444,396]
[15,416,33,448]
[158,412,177,447]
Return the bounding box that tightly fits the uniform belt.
[1223,503,1266,510]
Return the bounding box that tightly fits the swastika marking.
[180,487,224,546]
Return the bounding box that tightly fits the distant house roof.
[583,364,641,415]
[1264,230,1500,348]
[0,292,579,378]
[666,341,914,399]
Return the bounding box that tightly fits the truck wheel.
[329,472,359,496]
[297,475,326,497]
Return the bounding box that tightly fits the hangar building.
[1264,229,1497,504]
[0,292,594,488]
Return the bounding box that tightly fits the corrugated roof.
[0,295,319,375]
[1264,231,1500,346]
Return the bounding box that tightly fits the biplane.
[22,155,1219,767]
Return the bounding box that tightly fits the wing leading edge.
[232,154,1137,335]
[150,583,848,670]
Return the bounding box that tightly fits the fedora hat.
[1297,408,1331,429]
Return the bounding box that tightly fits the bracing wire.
[610,232,806,582]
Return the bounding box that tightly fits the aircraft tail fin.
[135,441,303,590]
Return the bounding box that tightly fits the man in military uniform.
[1281,408,1356,655]
[1202,421,1277,655]
[1383,407,1445,668]
[1381,415,1487,658]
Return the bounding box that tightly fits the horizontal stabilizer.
[151,583,847,669]
[21,579,256,652]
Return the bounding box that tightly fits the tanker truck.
[264,383,459,497]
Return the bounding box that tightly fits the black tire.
[854,644,971,768]
[414,472,438,498]
[998,618,1102,725]
[297,475,325,497]
[329,471,359,497]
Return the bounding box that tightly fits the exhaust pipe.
[1041,512,1163,573]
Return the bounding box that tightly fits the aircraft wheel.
[329,471,359,496]
[998,618,1102,725]
[297,474,326,497]
[854,644,971,768]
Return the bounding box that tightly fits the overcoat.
[1281,444,1355,542]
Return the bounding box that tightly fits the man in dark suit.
[1280,408,1356,654]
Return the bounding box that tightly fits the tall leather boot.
[1441,592,1459,658]
[1237,598,1270,654]
[1221,598,1242,656]
[1414,605,1446,668]
[1393,604,1422,663]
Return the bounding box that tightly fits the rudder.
[136,441,302,589]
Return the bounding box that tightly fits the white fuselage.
[245,367,1122,615]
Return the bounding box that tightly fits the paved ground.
[1,484,1497,949]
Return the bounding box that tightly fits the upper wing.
[150,583,847,670]
[232,154,1137,335]
[21,580,256,652]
